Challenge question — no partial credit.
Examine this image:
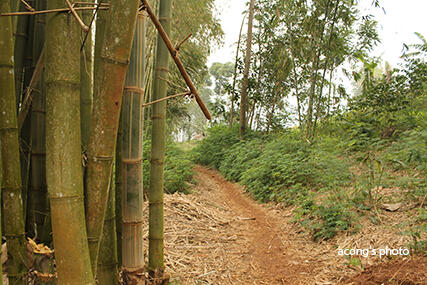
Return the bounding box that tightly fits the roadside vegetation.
[192,53,427,249]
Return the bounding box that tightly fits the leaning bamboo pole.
[0,2,28,283]
[115,114,123,266]
[147,0,170,280]
[121,11,145,282]
[45,0,94,282]
[85,0,139,275]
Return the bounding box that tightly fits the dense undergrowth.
[191,68,427,245]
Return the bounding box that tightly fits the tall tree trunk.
[45,0,94,282]
[80,5,94,149]
[0,2,28,283]
[97,178,119,285]
[305,0,332,140]
[121,11,146,283]
[85,0,139,275]
[148,0,171,281]
[239,0,255,139]
[230,14,246,128]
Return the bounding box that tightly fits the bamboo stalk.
[97,176,119,285]
[115,113,123,266]
[147,0,170,281]
[18,47,44,131]
[27,0,49,244]
[85,0,139,276]
[142,0,211,120]
[0,1,28,283]
[1,6,108,16]
[80,0,93,149]
[13,1,29,109]
[121,12,145,283]
[45,0,94,282]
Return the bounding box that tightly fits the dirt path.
[189,165,313,284]
[161,165,426,284]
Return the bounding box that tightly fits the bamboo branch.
[142,91,191,107]
[1,6,108,16]
[20,0,35,11]
[65,0,89,32]
[175,33,192,51]
[141,0,211,120]
[18,47,45,131]
[80,0,104,51]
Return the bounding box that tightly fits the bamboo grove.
[0,0,212,283]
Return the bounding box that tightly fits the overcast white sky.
[208,0,427,68]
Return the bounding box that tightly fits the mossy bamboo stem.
[0,2,28,283]
[45,0,94,283]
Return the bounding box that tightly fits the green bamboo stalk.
[121,11,145,282]
[0,1,28,283]
[85,0,139,276]
[97,176,119,285]
[45,0,94,283]
[148,0,171,279]
[80,3,94,149]
[115,113,123,266]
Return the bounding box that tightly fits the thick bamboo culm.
[148,0,170,280]
[121,11,145,282]
[142,0,211,120]
[45,0,94,282]
[85,0,139,276]
[0,1,28,283]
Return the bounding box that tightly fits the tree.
[239,0,255,138]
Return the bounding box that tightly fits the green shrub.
[191,125,240,168]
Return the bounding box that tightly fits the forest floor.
[157,165,427,284]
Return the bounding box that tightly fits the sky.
[208,0,427,68]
